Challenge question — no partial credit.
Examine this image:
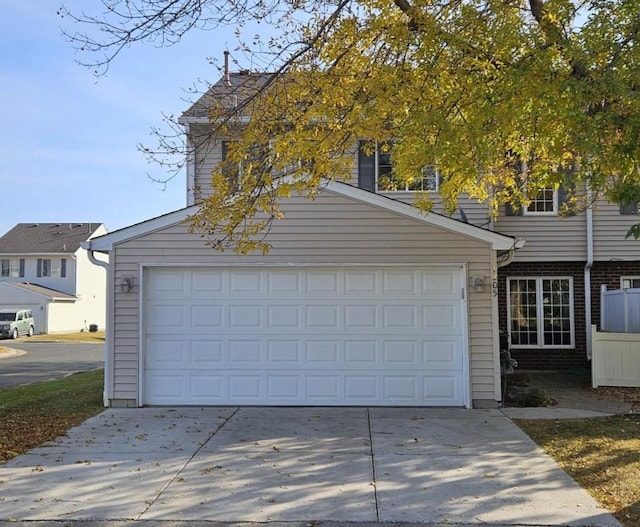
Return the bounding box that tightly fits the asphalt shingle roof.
[181,71,275,119]
[0,223,104,254]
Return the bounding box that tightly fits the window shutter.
[620,202,638,215]
[358,140,376,192]
[61,258,66,278]
[221,141,239,189]
[505,202,523,216]
[19,259,25,277]
[558,184,577,216]
[37,259,42,277]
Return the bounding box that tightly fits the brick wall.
[498,261,588,370]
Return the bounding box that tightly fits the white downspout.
[585,187,594,360]
[83,244,112,407]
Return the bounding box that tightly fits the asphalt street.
[0,341,103,388]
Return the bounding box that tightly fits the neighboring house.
[0,223,108,334]
[85,71,639,409]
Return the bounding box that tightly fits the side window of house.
[621,277,640,288]
[507,277,574,348]
[37,258,66,278]
[1,258,25,277]
[357,140,439,193]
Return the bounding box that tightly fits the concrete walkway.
[0,407,618,526]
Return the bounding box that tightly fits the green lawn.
[0,369,104,463]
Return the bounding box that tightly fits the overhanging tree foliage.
[61,0,640,253]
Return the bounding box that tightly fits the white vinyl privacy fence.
[592,326,640,387]
[600,286,640,333]
[593,286,640,387]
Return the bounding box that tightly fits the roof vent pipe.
[224,50,231,86]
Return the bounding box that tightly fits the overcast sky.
[0,0,252,236]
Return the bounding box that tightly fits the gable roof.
[84,180,522,252]
[0,223,105,254]
[0,281,76,301]
[179,71,275,122]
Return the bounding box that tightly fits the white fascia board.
[178,116,251,125]
[322,180,522,251]
[82,206,198,252]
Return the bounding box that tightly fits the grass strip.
[517,416,640,527]
[0,369,104,463]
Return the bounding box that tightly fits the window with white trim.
[621,276,640,288]
[37,258,66,278]
[524,188,558,215]
[507,277,574,348]
[1,258,24,277]
[358,141,438,192]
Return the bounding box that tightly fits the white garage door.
[143,266,468,406]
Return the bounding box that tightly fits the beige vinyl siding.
[592,199,640,261]
[109,190,499,405]
[191,136,491,228]
[191,125,222,201]
[494,209,587,261]
[384,194,491,228]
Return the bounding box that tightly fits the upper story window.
[621,276,640,288]
[619,202,638,215]
[37,258,66,278]
[358,141,438,193]
[1,258,24,277]
[221,141,276,187]
[524,188,558,215]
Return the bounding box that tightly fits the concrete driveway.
[0,407,619,526]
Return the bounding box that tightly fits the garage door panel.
[144,266,468,406]
[307,340,340,363]
[229,340,262,363]
[268,271,300,294]
[344,340,378,364]
[345,271,377,294]
[191,269,224,295]
[268,375,301,398]
[423,340,463,368]
[424,375,459,401]
[306,305,339,328]
[267,340,302,363]
[145,338,187,368]
[422,304,461,330]
[383,305,418,328]
[345,305,377,327]
[146,269,186,298]
[191,304,223,328]
[229,305,262,328]
[191,340,223,365]
[267,305,300,327]
[147,304,186,330]
[306,271,339,294]
[229,271,262,294]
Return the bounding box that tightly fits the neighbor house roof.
[0,282,76,301]
[0,223,104,254]
[180,71,275,121]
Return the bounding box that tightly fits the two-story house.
[84,71,639,409]
[0,223,108,334]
